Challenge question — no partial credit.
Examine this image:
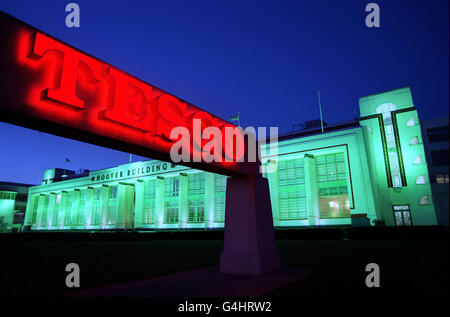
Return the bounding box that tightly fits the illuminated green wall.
[359,87,437,226]
[22,87,437,231]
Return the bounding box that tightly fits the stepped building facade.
[22,87,438,231]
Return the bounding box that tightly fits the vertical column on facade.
[204,172,215,229]
[155,176,165,228]
[24,194,37,227]
[266,160,280,227]
[179,173,188,229]
[116,183,135,230]
[71,189,81,229]
[59,191,68,229]
[85,187,95,229]
[35,194,46,229]
[134,179,145,228]
[100,185,109,229]
[47,193,57,229]
[304,154,320,226]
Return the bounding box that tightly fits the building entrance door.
[393,205,412,226]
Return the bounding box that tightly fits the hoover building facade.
[22,87,439,231]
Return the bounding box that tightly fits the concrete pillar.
[155,176,165,228]
[59,192,67,229]
[220,163,281,276]
[116,183,135,229]
[266,160,280,227]
[100,185,109,229]
[86,187,94,228]
[204,172,215,229]
[134,180,145,228]
[179,173,188,229]
[35,194,45,229]
[24,194,37,227]
[304,154,320,226]
[47,193,57,229]
[71,189,81,229]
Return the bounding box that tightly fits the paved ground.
[1,237,448,296]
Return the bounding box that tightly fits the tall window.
[278,158,306,220]
[91,188,101,226]
[165,177,179,197]
[393,205,412,226]
[376,103,402,187]
[52,194,61,226]
[107,186,117,225]
[188,173,205,223]
[214,175,227,222]
[64,192,73,225]
[41,195,49,226]
[78,190,87,225]
[143,180,156,224]
[164,201,179,224]
[164,177,179,224]
[31,195,38,225]
[316,153,350,218]
[188,200,204,223]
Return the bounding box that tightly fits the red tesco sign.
[0,12,249,176]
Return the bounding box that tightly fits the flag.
[230,113,239,121]
[65,158,71,163]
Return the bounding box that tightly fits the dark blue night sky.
[0,0,448,185]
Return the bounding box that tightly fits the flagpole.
[318,90,324,133]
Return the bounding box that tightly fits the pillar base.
[220,170,281,276]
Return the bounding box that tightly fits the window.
[164,201,179,224]
[15,193,27,201]
[106,186,117,225]
[214,195,226,222]
[143,180,156,224]
[413,155,424,165]
[64,192,73,225]
[409,136,420,145]
[316,153,351,218]
[393,205,412,226]
[415,175,427,185]
[95,188,101,200]
[0,192,15,200]
[431,149,449,166]
[188,173,205,195]
[78,190,87,225]
[52,194,62,226]
[165,177,179,197]
[41,195,49,226]
[109,186,118,199]
[376,103,403,187]
[436,174,449,184]
[188,199,204,223]
[91,189,101,226]
[419,195,430,205]
[278,158,306,220]
[427,126,449,143]
[318,186,350,218]
[214,175,227,222]
[406,118,417,127]
[316,153,346,182]
[215,175,227,193]
[13,212,24,224]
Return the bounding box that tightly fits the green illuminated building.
[21,87,438,231]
